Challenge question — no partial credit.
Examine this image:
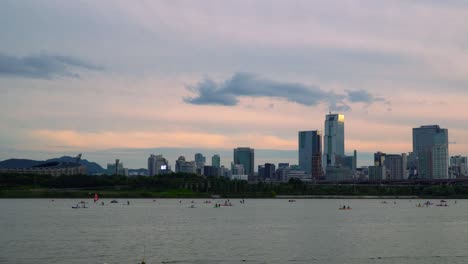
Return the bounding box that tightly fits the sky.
[1,0,468,169]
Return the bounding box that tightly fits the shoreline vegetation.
[2,173,468,199]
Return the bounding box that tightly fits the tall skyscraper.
[212,154,221,168]
[298,130,322,177]
[323,113,345,167]
[233,147,255,179]
[413,125,449,179]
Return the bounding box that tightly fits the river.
[1,198,467,264]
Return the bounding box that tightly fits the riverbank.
[3,188,468,199]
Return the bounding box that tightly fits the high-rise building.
[203,165,219,177]
[298,130,322,177]
[175,156,197,174]
[148,154,170,176]
[413,125,449,179]
[258,165,265,180]
[342,150,357,171]
[384,154,407,180]
[233,147,254,179]
[264,163,276,180]
[212,154,221,168]
[231,163,245,175]
[107,159,129,176]
[374,152,386,166]
[450,155,468,178]
[368,166,386,181]
[194,153,206,169]
[323,113,345,168]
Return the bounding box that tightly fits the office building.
[325,166,354,181]
[384,154,407,180]
[175,156,197,174]
[233,147,255,179]
[450,155,468,178]
[195,153,206,168]
[276,165,309,182]
[374,152,386,166]
[342,150,357,171]
[231,163,245,175]
[298,130,322,178]
[148,154,170,176]
[369,166,386,181]
[264,163,276,180]
[212,154,221,168]
[258,165,265,180]
[107,159,129,176]
[413,125,449,179]
[323,113,345,168]
[203,165,219,177]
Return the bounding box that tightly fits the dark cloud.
[185,73,388,111]
[0,53,103,79]
[346,89,392,111]
[346,89,383,103]
[185,72,350,111]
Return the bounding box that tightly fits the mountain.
[0,156,106,175]
[0,159,43,169]
[47,156,106,174]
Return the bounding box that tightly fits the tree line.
[1,173,468,197]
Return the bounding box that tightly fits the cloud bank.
[0,53,103,79]
[185,73,388,111]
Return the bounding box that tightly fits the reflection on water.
[1,199,468,264]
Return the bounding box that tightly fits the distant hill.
[0,156,106,175]
[0,159,43,169]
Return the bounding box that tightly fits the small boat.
[189,205,196,208]
[110,200,118,204]
[288,200,296,202]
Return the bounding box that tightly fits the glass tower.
[233,147,255,177]
[413,125,449,179]
[323,113,345,168]
[212,154,221,168]
[298,130,322,177]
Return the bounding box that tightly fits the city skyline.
[1,1,468,166]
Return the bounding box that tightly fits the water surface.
[1,199,467,264]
